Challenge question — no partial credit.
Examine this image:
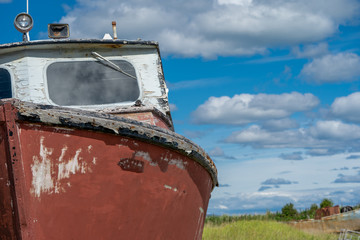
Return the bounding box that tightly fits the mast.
[26,0,30,40]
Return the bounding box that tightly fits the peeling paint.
[134,151,153,164]
[14,99,218,187]
[164,184,178,192]
[195,207,205,240]
[31,137,54,197]
[169,159,186,170]
[199,207,204,214]
[57,149,83,179]
[161,153,187,170]
[31,137,95,197]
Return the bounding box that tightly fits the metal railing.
[339,229,360,240]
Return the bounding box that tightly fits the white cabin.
[0,39,173,129]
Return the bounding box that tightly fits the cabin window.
[47,60,140,105]
[0,68,12,99]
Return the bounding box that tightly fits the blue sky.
[2,0,360,215]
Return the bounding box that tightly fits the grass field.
[202,220,338,240]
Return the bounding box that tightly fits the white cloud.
[59,0,360,57]
[261,178,296,185]
[209,146,225,157]
[192,92,319,125]
[347,155,360,160]
[225,120,360,153]
[262,118,299,131]
[291,42,329,59]
[309,120,360,140]
[169,103,178,111]
[209,146,236,160]
[300,53,360,83]
[183,130,207,139]
[167,78,221,90]
[218,204,229,210]
[334,172,360,183]
[279,152,304,161]
[225,125,308,148]
[331,92,360,123]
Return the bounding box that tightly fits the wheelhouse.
[0,40,173,129]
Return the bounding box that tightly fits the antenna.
[26,0,30,40]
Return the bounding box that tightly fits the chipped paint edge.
[5,99,218,188]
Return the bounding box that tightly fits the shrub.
[320,198,333,208]
[281,203,298,220]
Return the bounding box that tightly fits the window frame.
[44,58,142,107]
[0,66,13,99]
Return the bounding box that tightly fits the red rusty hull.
[0,100,217,240]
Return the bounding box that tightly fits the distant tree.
[310,203,318,212]
[306,203,319,219]
[320,198,333,208]
[281,203,298,219]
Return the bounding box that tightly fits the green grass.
[202,220,338,240]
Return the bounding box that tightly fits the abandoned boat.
[0,13,218,239]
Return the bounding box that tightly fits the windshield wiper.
[91,52,137,80]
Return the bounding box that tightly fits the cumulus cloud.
[169,103,178,111]
[331,167,349,171]
[261,178,297,185]
[59,0,360,57]
[183,130,207,139]
[334,172,360,183]
[331,92,360,123]
[209,146,225,157]
[258,186,273,192]
[226,120,360,154]
[209,146,236,160]
[347,155,360,160]
[192,92,319,125]
[309,120,360,140]
[300,53,360,83]
[225,125,309,148]
[262,118,299,131]
[167,78,221,90]
[292,42,329,59]
[279,152,304,161]
[219,183,231,188]
[306,148,343,156]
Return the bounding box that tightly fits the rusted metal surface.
[0,109,17,239]
[0,99,217,239]
[288,209,360,234]
[114,111,171,130]
[0,39,159,51]
[102,105,174,130]
[11,99,217,184]
[315,206,340,220]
